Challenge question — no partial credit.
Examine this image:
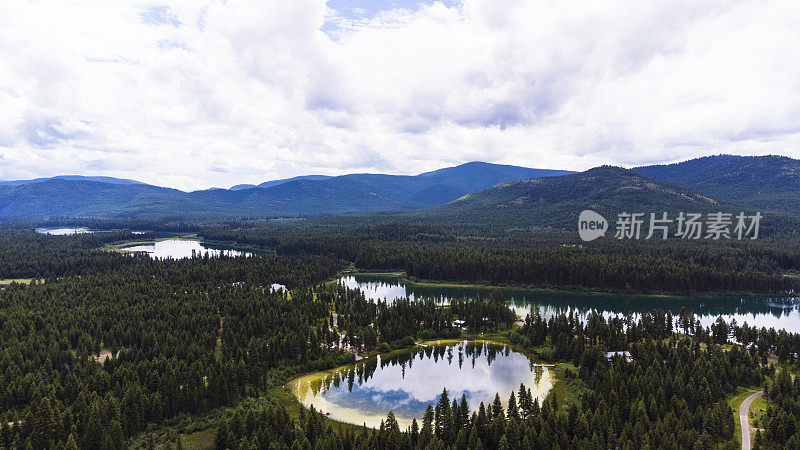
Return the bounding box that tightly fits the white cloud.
[0,0,799,190]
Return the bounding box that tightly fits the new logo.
[578,210,607,241]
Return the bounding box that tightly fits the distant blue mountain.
[0,175,146,187]
[228,176,331,190]
[187,162,572,217]
[228,184,256,191]
[0,162,571,220]
[256,175,332,189]
[0,179,201,220]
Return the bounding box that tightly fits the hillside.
[0,179,206,220]
[256,175,332,189]
[634,155,800,214]
[419,166,727,229]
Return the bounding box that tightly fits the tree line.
[202,223,800,294]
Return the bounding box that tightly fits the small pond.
[290,341,551,429]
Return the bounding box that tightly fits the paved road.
[740,390,763,450]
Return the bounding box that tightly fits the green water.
[340,274,800,333]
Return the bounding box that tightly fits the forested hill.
[634,154,800,214]
[0,179,205,221]
[0,162,569,220]
[416,165,733,228]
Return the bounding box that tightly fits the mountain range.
[0,155,796,226]
[0,162,571,220]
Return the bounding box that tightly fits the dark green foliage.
[0,229,525,448]
[757,370,800,448]
[319,281,515,349]
[0,229,144,278]
[0,224,796,449]
[0,230,340,448]
[208,222,800,294]
[214,310,767,449]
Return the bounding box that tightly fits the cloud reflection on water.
[291,341,551,429]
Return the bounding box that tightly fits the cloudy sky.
[1,0,799,190]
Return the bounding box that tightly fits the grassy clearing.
[214,338,222,361]
[102,240,159,252]
[180,427,215,450]
[89,348,116,362]
[351,271,550,291]
[550,362,582,410]
[0,278,37,285]
[750,394,768,429]
[272,385,369,435]
[345,271,404,278]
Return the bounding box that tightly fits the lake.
[290,341,551,429]
[36,227,148,235]
[121,239,251,259]
[340,274,800,333]
[36,227,92,235]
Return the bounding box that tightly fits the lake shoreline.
[102,235,255,258]
[341,269,794,298]
[337,272,800,333]
[286,337,556,429]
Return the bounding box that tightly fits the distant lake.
[122,239,251,259]
[341,274,800,333]
[290,341,550,429]
[36,227,148,235]
[36,227,92,235]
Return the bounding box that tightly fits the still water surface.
[290,341,550,429]
[341,274,800,333]
[122,239,251,259]
[36,227,147,235]
[36,227,91,235]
